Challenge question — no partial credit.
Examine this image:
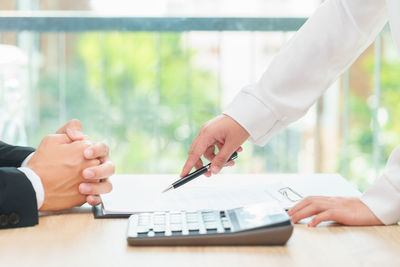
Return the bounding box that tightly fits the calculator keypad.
[129,210,233,238]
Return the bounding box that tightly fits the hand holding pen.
[179,114,249,178]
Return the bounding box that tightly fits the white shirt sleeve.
[361,146,400,225]
[224,0,388,146]
[18,152,44,209]
[223,0,399,224]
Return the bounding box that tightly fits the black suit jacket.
[0,141,37,229]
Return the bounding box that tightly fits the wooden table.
[1,207,399,267]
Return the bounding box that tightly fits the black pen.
[162,152,238,193]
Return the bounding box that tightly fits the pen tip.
[162,186,173,193]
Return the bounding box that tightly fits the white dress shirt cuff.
[18,152,44,209]
[223,87,286,146]
[20,152,34,167]
[360,175,400,225]
[361,146,400,225]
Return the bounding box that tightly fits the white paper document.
[101,173,361,215]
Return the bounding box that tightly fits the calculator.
[126,201,293,246]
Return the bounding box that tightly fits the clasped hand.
[27,119,114,211]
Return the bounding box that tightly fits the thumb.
[210,143,237,175]
[66,128,85,141]
[46,134,73,144]
[56,119,84,141]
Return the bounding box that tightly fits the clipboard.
[92,187,302,219]
[93,173,361,219]
[92,204,131,219]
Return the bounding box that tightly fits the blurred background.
[0,0,399,191]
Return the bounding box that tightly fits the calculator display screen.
[233,202,286,229]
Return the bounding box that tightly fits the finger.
[66,128,85,141]
[204,145,216,162]
[56,119,84,141]
[71,139,92,149]
[217,142,242,154]
[287,197,317,216]
[309,210,337,227]
[217,142,243,154]
[194,158,204,171]
[84,142,110,161]
[71,140,93,156]
[82,160,115,180]
[180,133,201,177]
[86,195,102,206]
[210,141,238,174]
[44,134,73,144]
[216,144,238,165]
[82,159,101,170]
[79,180,113,195]
[180,137,212,177]
[57,119,82,133]
[204,170,212,177]
[216,142,223,151]
[290,202,326,223]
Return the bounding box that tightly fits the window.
[0,0,396,191]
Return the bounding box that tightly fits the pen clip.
[226,152,238,163]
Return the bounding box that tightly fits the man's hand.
[56,119,87,140]
[79,141,114,205]
[287,196,383,227]
[27,134,100,211]
[180,114,249,178]
[56,120,114,206]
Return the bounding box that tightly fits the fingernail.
[73,130,83,138]
[67,128,83,139]
[84,148,93,158]
[79,184,91,194]
[211,166,220,174]
[83,169,95,179]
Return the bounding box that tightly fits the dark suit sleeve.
[0,141,38,229]
[0,141,35,167]
[0,167,38,228]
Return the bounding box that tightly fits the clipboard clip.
[278,187,303,202]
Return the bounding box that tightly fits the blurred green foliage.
[33,32,219,173]
[32,32,400,189]
[345,39,400,190]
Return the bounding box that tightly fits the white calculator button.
[204,222,218,230]
[187,223,200,231]
[222,218,232,229]
[169,223,182,232]
[202,211,216,222]
[170,213,182,224]
[136,226,150,234]
[153,214,166,225]
[153,225,166,233]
